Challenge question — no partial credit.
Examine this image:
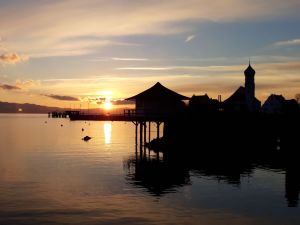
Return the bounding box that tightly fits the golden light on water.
[104,122,112,144]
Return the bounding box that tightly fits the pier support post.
[148,121,151,142]
[135,122,138,145]
[144,122,147,145]
[140,122,143,148]
[156,122,160,139]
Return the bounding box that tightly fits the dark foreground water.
[0,114,299,225]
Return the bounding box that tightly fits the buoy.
[82,136,92,141]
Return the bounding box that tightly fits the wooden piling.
[148,121,151,142]
[156,122,160,139]
[140,122,143,146]
[135,122,138,145]
[144,122,147,145]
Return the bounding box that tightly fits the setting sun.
[104,100,112,110]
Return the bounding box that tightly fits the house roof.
[224,86,260,104]
[125,82,190,101]
[190,94,210,104]
[224,86,245,103]
[268,94,285,104]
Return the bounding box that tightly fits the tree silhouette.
[295,94,300,104]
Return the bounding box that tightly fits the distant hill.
[0,101,67,113]
[0,101,106,114]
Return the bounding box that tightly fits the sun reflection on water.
[104,122,112,144]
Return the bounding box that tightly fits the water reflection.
[125,147,300,207]
[104,122,112,144]
[285,166,300,207]
[125,152,190,196]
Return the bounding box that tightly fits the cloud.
[44,94,79,101]
[94,97,133,106]
[116,67,172,71]
[0,83,21,90]
[185,35,195,43]
[111,57,148,61]
[28,39,137,58]
[273,38,300,47]
[1,0,300,59]
[0,53,27,64]
[116,65,243,72]
[15,79,41,89]
[111,99,134,105]
[89,57,148,62]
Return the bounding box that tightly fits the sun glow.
[104,100,112,110]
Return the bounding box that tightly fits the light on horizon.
[104,99,113,110]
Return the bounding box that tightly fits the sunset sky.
[1,0,300,108]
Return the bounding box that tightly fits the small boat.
[82,136,92,141]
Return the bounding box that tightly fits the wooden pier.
[49,110,80,118]
[69,109,165,157]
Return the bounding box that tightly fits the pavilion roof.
[126,82,190,101]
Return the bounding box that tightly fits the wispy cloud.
[116,65,243,72]
[116,67,172,71]
[0,83,21,90]
[15,79,41,89]
[185,35,195,43]
[43,94,79,101]
[28,39,137,58]
[111,57,148,61]
[273,38,300,47]
[1,0,300,59]
[0,53,27,64]
[111,99,134,105]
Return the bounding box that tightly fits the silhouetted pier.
[49,110,80,118]
[69,109,165,150]
[65,81,299,160]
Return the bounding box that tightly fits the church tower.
[244,61,256,111]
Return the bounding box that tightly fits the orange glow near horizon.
[104,100,113,110]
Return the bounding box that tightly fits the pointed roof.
[244,62,255,77]
[126,82,190,101]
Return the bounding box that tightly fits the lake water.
[0,114,299,225]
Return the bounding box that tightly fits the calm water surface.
[0,114,299,225]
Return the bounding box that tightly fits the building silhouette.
[262,94,300,114]
[223,62,261,112]
[126,82,189,116]
[189,94,219,113]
